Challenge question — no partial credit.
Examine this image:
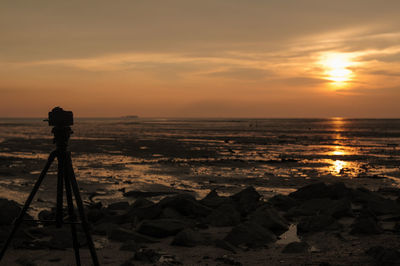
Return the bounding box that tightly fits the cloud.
[205,67,274,80]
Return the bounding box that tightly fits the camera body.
[48,107,74,126]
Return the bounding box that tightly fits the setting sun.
[320,53,355,84]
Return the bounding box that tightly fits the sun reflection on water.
[332,160,347,175]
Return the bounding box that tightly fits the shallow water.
[1,118,400,204]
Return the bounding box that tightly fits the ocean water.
[1,118,400,204]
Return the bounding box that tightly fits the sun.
[320,53,354,84]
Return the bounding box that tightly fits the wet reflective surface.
[1,118,400,206]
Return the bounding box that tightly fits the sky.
[1,0,399,118]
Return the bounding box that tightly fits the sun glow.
[320,53,355,85]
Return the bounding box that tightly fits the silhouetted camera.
[48,107,74,126]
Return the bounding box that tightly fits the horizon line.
[1,116,400,120]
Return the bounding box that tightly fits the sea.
[1,118,400,205]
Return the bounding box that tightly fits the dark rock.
[319,263,331,266]
[215,239,236,253]
[137,219,188,238]
[131,198,154,208]
[160,207,184,219]
[215,255,242,266]
[93,222,119,235]
[87,208,105,223]
[15,257,36,266]
[224,221,276,248]
[207,204,241,227]
[28,227,86,250]
[350,217,383,235]
[351,188,400,216]
[297,215,340,234]
[108,201,130,210]
[171,228,204,247]
[124,190,176,198]
[120,240,140,251]
[326,182,352,199]
[289,182,351,200]
[0,226,34,246]
[159,194,212,218]
[289,182,328,200]
[248,205,288,235]
[122,201,162,223]
[366,246,400,266]
[0,198,33,225]
[108,226,158,243]
[38,210,55,226]
[268,194,298,211]
[230,186,261,216]
[200,189,231,208]
[133,248,161,263]
[87,201,102,209]
[120,260,135,266]
[282,241,310,253]
[286,198,352,219]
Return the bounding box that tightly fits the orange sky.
[1,1,400,117]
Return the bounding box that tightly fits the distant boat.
[122,115,139,119]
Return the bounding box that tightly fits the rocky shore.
[1,181,400,265]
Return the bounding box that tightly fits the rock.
[289,182,328,200]
[351,188,400,216]
[108,201,130,210]
[120,240,140,251]
[159,254,183,265]
[297,215,340,234]
[159,194,212,218]
[133,248,162,263]
[120,260,135,266]
[0,198,33,225]
[137,219,188,238]
[289,182,351,200]
[215,239,236,253]
[248,205,288,235]
[207,204,241,227]
[160,207,184,219]
[171,228,204,247]
[108,226,158,243]
[87,208,105,223]
[366,246,400,266]
[326,182,352,199]
[286,198,352,219]
[224,221,276,248]
[350,217,383,235]
[230,186,261,216]
[200,189,231,208]
[124,190,176,198]
[215,255,242,266]
[38,210,55,226]
[282,241,310,253]
[131,197,154,208]
[15,257,36,266]
[122,201,162,223]
[268,194,298,211]
[93,222,119,235]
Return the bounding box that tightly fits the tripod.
[0,126,100,266]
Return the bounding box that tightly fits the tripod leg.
[0,151,57,261]
[66,153,100,266]
[56,150,65,227]
[64,169,82,266]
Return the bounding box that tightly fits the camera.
[48,107,74,126]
